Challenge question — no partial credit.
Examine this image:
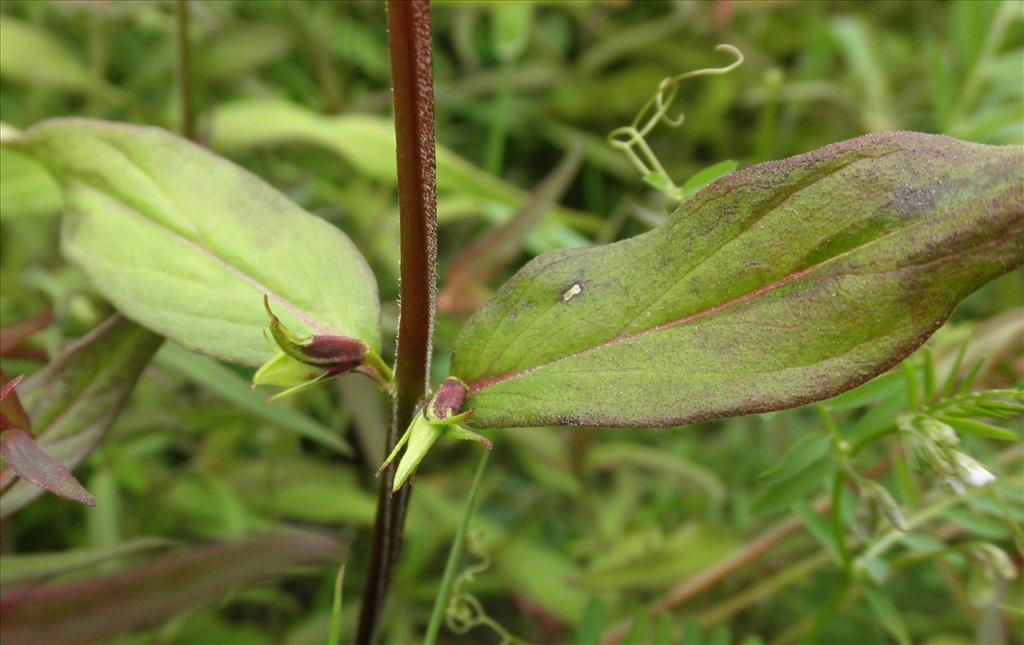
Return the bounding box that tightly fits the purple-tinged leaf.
[0,316,162,518]
[0,372,30,431]
[0,309,52,358]
[439,145,583,316]
[452,132,1023,428]
[0,429,94,506]
[0,538,172,588]
[0,532,341,645]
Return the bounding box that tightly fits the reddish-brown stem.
[355,1,438,643]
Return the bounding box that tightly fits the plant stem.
[355,1,438,643]
[424,449,490,645]
[175,0,195,142]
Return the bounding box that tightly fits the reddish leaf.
[0,309,52,359]
[0,430,94,506]
[0,316,162,518]
[0,532,342,645]
[0,372,30,431]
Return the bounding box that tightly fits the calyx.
[379,377,491,491]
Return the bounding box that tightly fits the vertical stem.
[356,1,438,643]
[175,0,195,142]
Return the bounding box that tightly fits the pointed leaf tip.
[1,371,30,432]
[0,430,96,506]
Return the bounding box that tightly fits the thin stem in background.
[356,1,438,643]
[175,0,195,142]
[86,7,107,117]
[423,449,490,645]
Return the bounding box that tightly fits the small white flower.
[952,452,996,488]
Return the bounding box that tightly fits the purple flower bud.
[264,294,367,375]
[431,377,468,420]
[303,335,368,374]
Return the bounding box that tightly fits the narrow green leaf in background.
[452,133,1023,428]
[0,15,92,92]
[680,159,738,200]
[4,119,381,368]
[153,343,351,454]
[209,99,598,238]
[752,434,833,515]
[863,584,913,645]
[327,563,345,645]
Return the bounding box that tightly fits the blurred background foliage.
[0,1,1022,644]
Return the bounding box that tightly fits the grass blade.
[423,449,490,645]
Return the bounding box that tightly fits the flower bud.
[264,295,366,375]
[861,480,908,532]
[430,377,468,421]
[920,418,959,447]
[970,543,1017,580]
[951,451,996,489]
[297,335,368,374]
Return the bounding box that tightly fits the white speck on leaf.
[563,283,583,302]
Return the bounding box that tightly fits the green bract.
[5,119,381,368]
[452,132,1024,428]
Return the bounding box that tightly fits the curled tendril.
[444,529,528,644]
[608,44,744,194]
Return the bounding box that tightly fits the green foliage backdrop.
[0,1,1021,644]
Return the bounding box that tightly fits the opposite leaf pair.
[4,120,1021,494]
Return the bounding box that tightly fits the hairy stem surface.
[356,1,438,642]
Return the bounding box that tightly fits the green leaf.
[0,531,340,645]
[491,2,534,63]
[583,443,725,502]
[936,414,1019,442]
[0,148,62,219]
[195,24,292,83]
[230,459,376,526]
[0,317,162,519]
[575,598,605,645]
[862,584,913,645]
[208,99,598,241]
[153,343,352,454]
[451,133,1024,429]
[752,435,835,515]
[575,524,738,592]
[0,15,92,91]
[327,564,344,645]
[5,119,380,367]
[680,160,738,200]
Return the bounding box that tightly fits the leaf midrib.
[474,155,874,377]
[466,211,1015,394]
[64,155,330,338]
